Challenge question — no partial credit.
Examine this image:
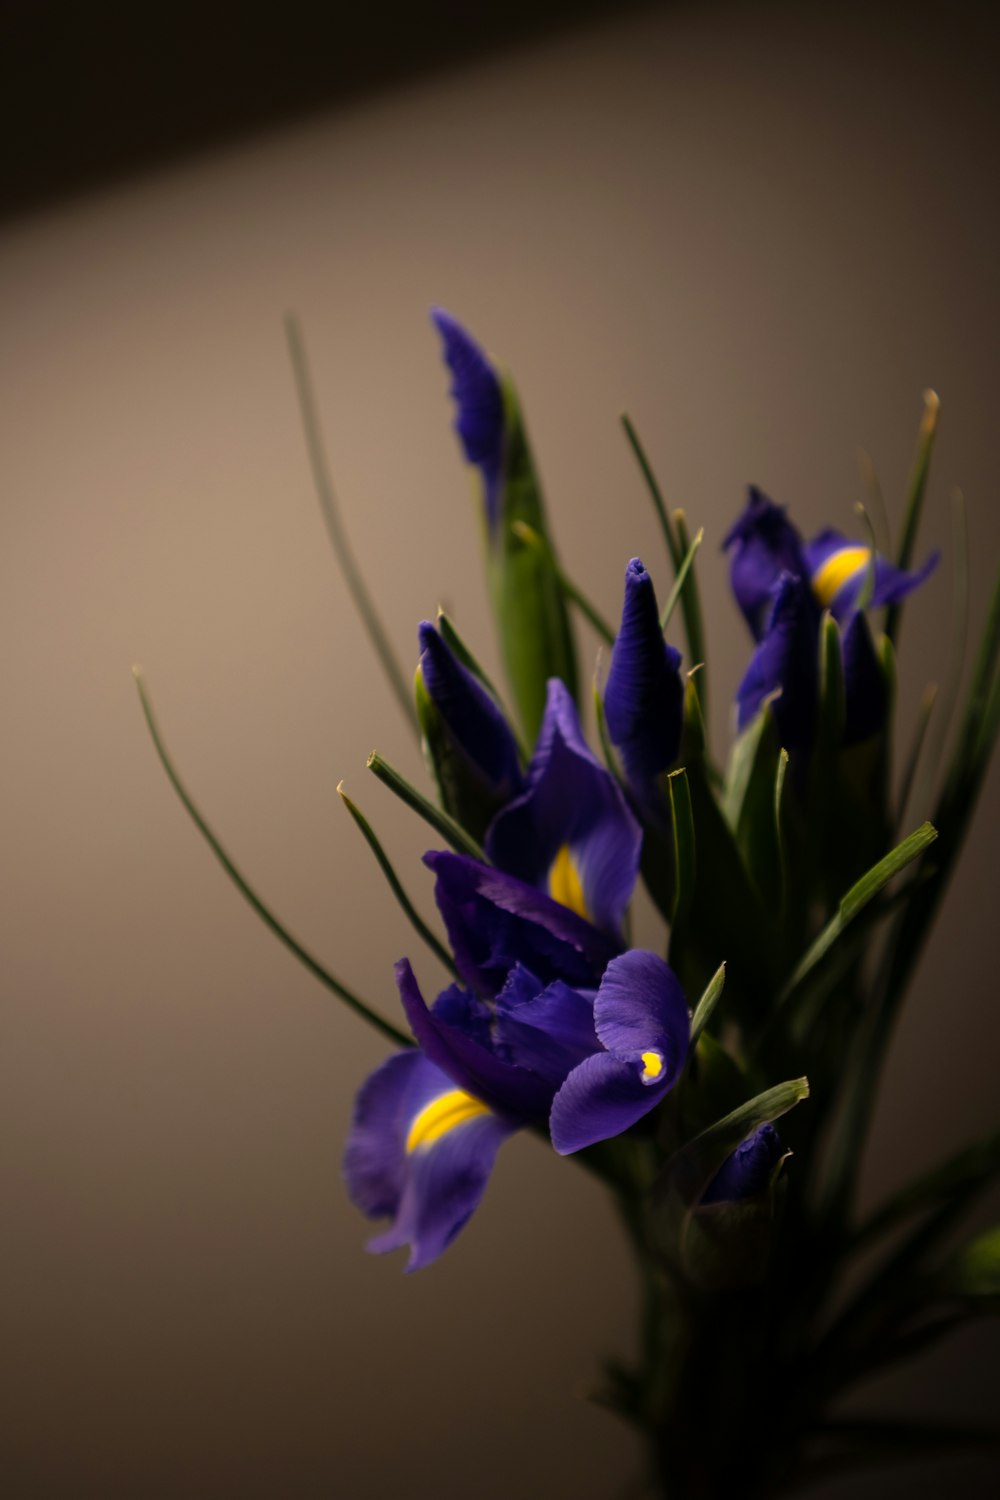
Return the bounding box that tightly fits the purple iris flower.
[724,486,938,640]
[431,308,505,533]
[701,1122,785,1204]
[604,557,684,822]
[804,528,939,623]
[343,949,690,1268]
[723,487,808,641]
[486,679,642,939]
[418,620,524,801]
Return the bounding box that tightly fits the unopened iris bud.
[604,558,683,821]
[416,620,524,843]
[432,308,578,744]
[701,1122,785,1204]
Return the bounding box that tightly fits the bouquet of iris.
[137,310,1000,1498]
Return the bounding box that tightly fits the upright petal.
[701,1122,785,1204]
[494,976,599,1087]
[592,950,690,1090]
[486,680,642,937]
[394,957,553,1120]
[431,307,505,532]
[604,558,684,815]
[804,528,939,621]
[723,487,809,640]
[343,1048,515,1271]
[736,573,820,751]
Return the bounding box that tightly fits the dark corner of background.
[0,0,647,223]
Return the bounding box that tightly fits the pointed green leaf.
[663,1076,810,1206]
[941,1224,1000,1304]
[688,962,726,1047]
[284,316,418,735]
[659,526,704,633]
[366,751,487,862]
[886,388,940,646]
[667,767,695,948]
[134,668,412,1049]
[337,782,459,979]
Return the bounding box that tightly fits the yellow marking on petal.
[641,1050,663,1082]
[547,843,591,921]
[812,546,871,607]
[406,1089,491,1154]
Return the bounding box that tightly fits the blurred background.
[1,0,998,1495]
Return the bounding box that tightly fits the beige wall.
[1,3,997,1495]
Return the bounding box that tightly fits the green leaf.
[511,520,615,645]
[895,681,937,831]
[337,782,458,979]
[667,768,695,958]
[674,510,708,731]
[366,751,487,862]
[886,388,940,646]
[777,822,937,1014]
[284,316,418,736]
[723,699,784,910]
[487,373,578,743]
[688,962,726,1048]
[659,526,704,633]
[133,668,413,1050]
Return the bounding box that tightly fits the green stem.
[367,751,487,862]
[134,668,412,1049]
[285,314,418,736]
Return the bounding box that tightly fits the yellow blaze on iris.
[406,1089,490,1154]
[641,1050,663,1082]
[812,546,871,607]
[547,843,590,921]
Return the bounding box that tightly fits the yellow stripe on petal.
[547,843,591,921]
[812,546,871,607]
[406,1089,491,1154]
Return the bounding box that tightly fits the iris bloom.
[603,557,684,823]
[343,950,690,1268]
[724,487,937,640]
[726,488,935,751]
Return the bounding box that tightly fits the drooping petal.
[736,573,820,751]
[842,611,888,745]
[723,487,809,640]
[804,528,939,621]
[431,307,505,532]
[592,950,689,1089]
[395,958,553,1120]
[486,679,641,936]
[417,621,523,800]
[549,1050,665,1155]
[604,558,684,816]
[426,849,620,995]
[343,1047,515,1271]
[701,1122,785,1204]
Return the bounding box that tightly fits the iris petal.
[592,950,689,1086]
[804,528,939,621]
[735,573,820,750]
[701,1122,785,1204]
[723,487,809,640]
[431,307,505,532]
[486,680,641,937]
[549,1051,664,1155]
[344,1047,514,1271]
[426,850,619,994]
